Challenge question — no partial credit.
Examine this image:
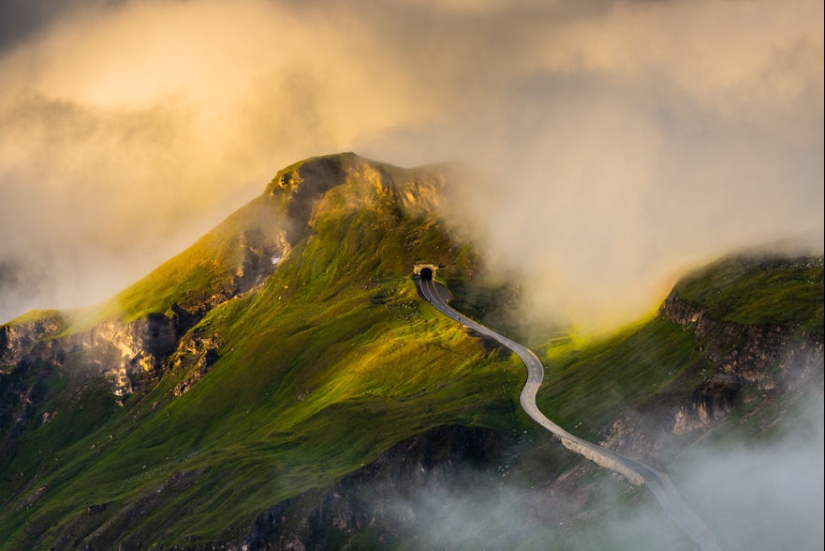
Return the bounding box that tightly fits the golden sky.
[0,0,822,330]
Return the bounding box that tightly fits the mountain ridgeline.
[0,154,822,550]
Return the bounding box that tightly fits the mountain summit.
[0,153,509,548]
[0,154,822,550]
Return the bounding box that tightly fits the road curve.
[417,275,720,551]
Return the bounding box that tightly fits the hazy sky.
[0,0,822,328]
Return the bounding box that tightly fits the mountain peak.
[266,152,355,198]
[267,152,446,243]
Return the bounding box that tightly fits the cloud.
[0,0,822,328]
[0,0,114,50]
[673,390,825,551]
[0,0,427,320]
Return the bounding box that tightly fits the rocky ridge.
[597,290,824,465]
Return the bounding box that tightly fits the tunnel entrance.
[413,263,439,281]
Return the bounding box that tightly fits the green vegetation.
[114,195,286,323]
[0,156,525,549]
[6,309,65,328]
[674,254,823,332]
[1,154,821,549]
[536,317,701,441]
[535,252,823,445]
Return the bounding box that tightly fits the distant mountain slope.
[0,154,821,550]
[537,255,823,457]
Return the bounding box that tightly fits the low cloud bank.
[387,390,823,550]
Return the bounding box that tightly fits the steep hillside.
[0,153,822,550]
[0,154,527,549]
[534,255,822,453]
[528,254,823,550]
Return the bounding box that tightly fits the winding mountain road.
[417,273,720,551]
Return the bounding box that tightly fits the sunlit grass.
[0,159,524,548]
[675,254,823,332]
[2,154,821,548]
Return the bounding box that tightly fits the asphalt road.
[417,275,721,551]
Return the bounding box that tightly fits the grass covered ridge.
[0,155,526,549]
[1,153,822,549]
[674,254,823,332]
[536,253,823,446]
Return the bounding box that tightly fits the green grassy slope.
[535,254,824,444]
[537,320,699,441]
[1,153,821,549]
[114,195,285,321]
[0,155,526,549]
[673,255,823,332]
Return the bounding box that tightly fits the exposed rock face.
[235,228,291,295]
[599,292,823,463]
[240,425,501,551]
[0,311,191,460]
[0,209,290,401]
[671,377,741,435]
[271,155,350,244]
[171,331,221,396]
[660,293,823,392]
[0,315,65,372]
[0,311,184,396]
[663,293,823,392]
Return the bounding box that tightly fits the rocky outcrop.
[235,228,291,295]
[0,315,65,372]
[598,293,823,462]
[270,155,350,244]
[0,310,194,460]
[0,222,290,402]
[670,377,741,435]
[0,311,188,397]
[660,292,823,393]
[171,331,221,396]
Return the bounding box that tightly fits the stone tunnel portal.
[413,263,439,281]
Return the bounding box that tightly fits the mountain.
[0,153,822,550]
